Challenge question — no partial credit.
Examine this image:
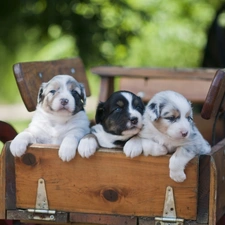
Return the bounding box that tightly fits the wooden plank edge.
[70,212,137,225]
[0,144,6,219]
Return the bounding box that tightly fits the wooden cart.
[0,58,225,225]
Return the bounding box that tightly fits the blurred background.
[0,0,225,135]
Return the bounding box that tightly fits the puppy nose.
[181,131,188,137]
[130,117,138,125]
[61,98,69,106]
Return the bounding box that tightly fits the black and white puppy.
[78,91,145,158]
[10,75,90,162]
[124,90,211,182]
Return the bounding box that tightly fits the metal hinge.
[27,178,56,221]
[155,186,184,225]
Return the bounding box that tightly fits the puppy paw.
[202,141,211,154]
[10,139,28,157]
[78,134,98,158]
[123,136,142,158]
[59,139,77,162]
[142,139,167,156]
[170,170,186,182]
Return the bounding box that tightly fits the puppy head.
[146,90,194,139]
[37,75,86,116]
[95,91,145,136]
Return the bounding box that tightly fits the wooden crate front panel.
[14,144,199,220]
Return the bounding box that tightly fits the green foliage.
[0,0,224,103]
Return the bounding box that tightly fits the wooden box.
[1,139,225,225]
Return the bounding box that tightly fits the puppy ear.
[37,83,47,104]
[95,102,105,124]
[79,83,87,106]
[147,102,160,121]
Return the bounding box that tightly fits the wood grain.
[210,139,225,222]
[201,69,225,119]
[0,144,6,219]
[13,144,198,220]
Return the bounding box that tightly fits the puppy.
[124,90,211,182]
[10,75,90,162]
[78,91,145,158]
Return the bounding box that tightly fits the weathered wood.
[201,69,225,119]
[91,67,217,102]
[197,155,210,224]
[210,139,225,223]
[99,76,115,102]
[7,209,68,223]
[120,78,211,103]
[91,66,216,103]
[70,212,137,225]
[91,66,216,80]
[0,144,6,219]
[13,57,90,112]
[5,142,16,210]
[11,144,198,220]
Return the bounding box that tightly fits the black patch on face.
[132,96,145,115]
[149,103,158,118]
[95,91,144,135]
[149,101,166,120]
[72,90,85,114]
[37,84,46,104]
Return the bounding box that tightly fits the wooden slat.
[120,78,211,103]
[70,212,137,225]
[13,57,90,112]
[11,144,199,220]
[91,66,216,81]
[196,155,210,223]
[210,139,225,223]
[201,69,225,119]
[0,144,6,219]
[5,142,16,210]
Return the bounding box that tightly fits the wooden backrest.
[13,57,90,112]
[91,66,225,144]
[91,66,217,104]
[201,69,225,119]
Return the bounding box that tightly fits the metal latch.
[155,186,184,225]
[27,178,56,221]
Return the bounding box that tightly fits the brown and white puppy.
[78,91,145,158]
[10,75,90,161]
[124,90,211,182]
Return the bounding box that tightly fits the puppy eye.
[136,105,143,111]
[50,90,56,94]
[114,107,122,112]
[165,116,176,122]
[187,116,193,122]
[71,89,76,94]
[71,89,79,97]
